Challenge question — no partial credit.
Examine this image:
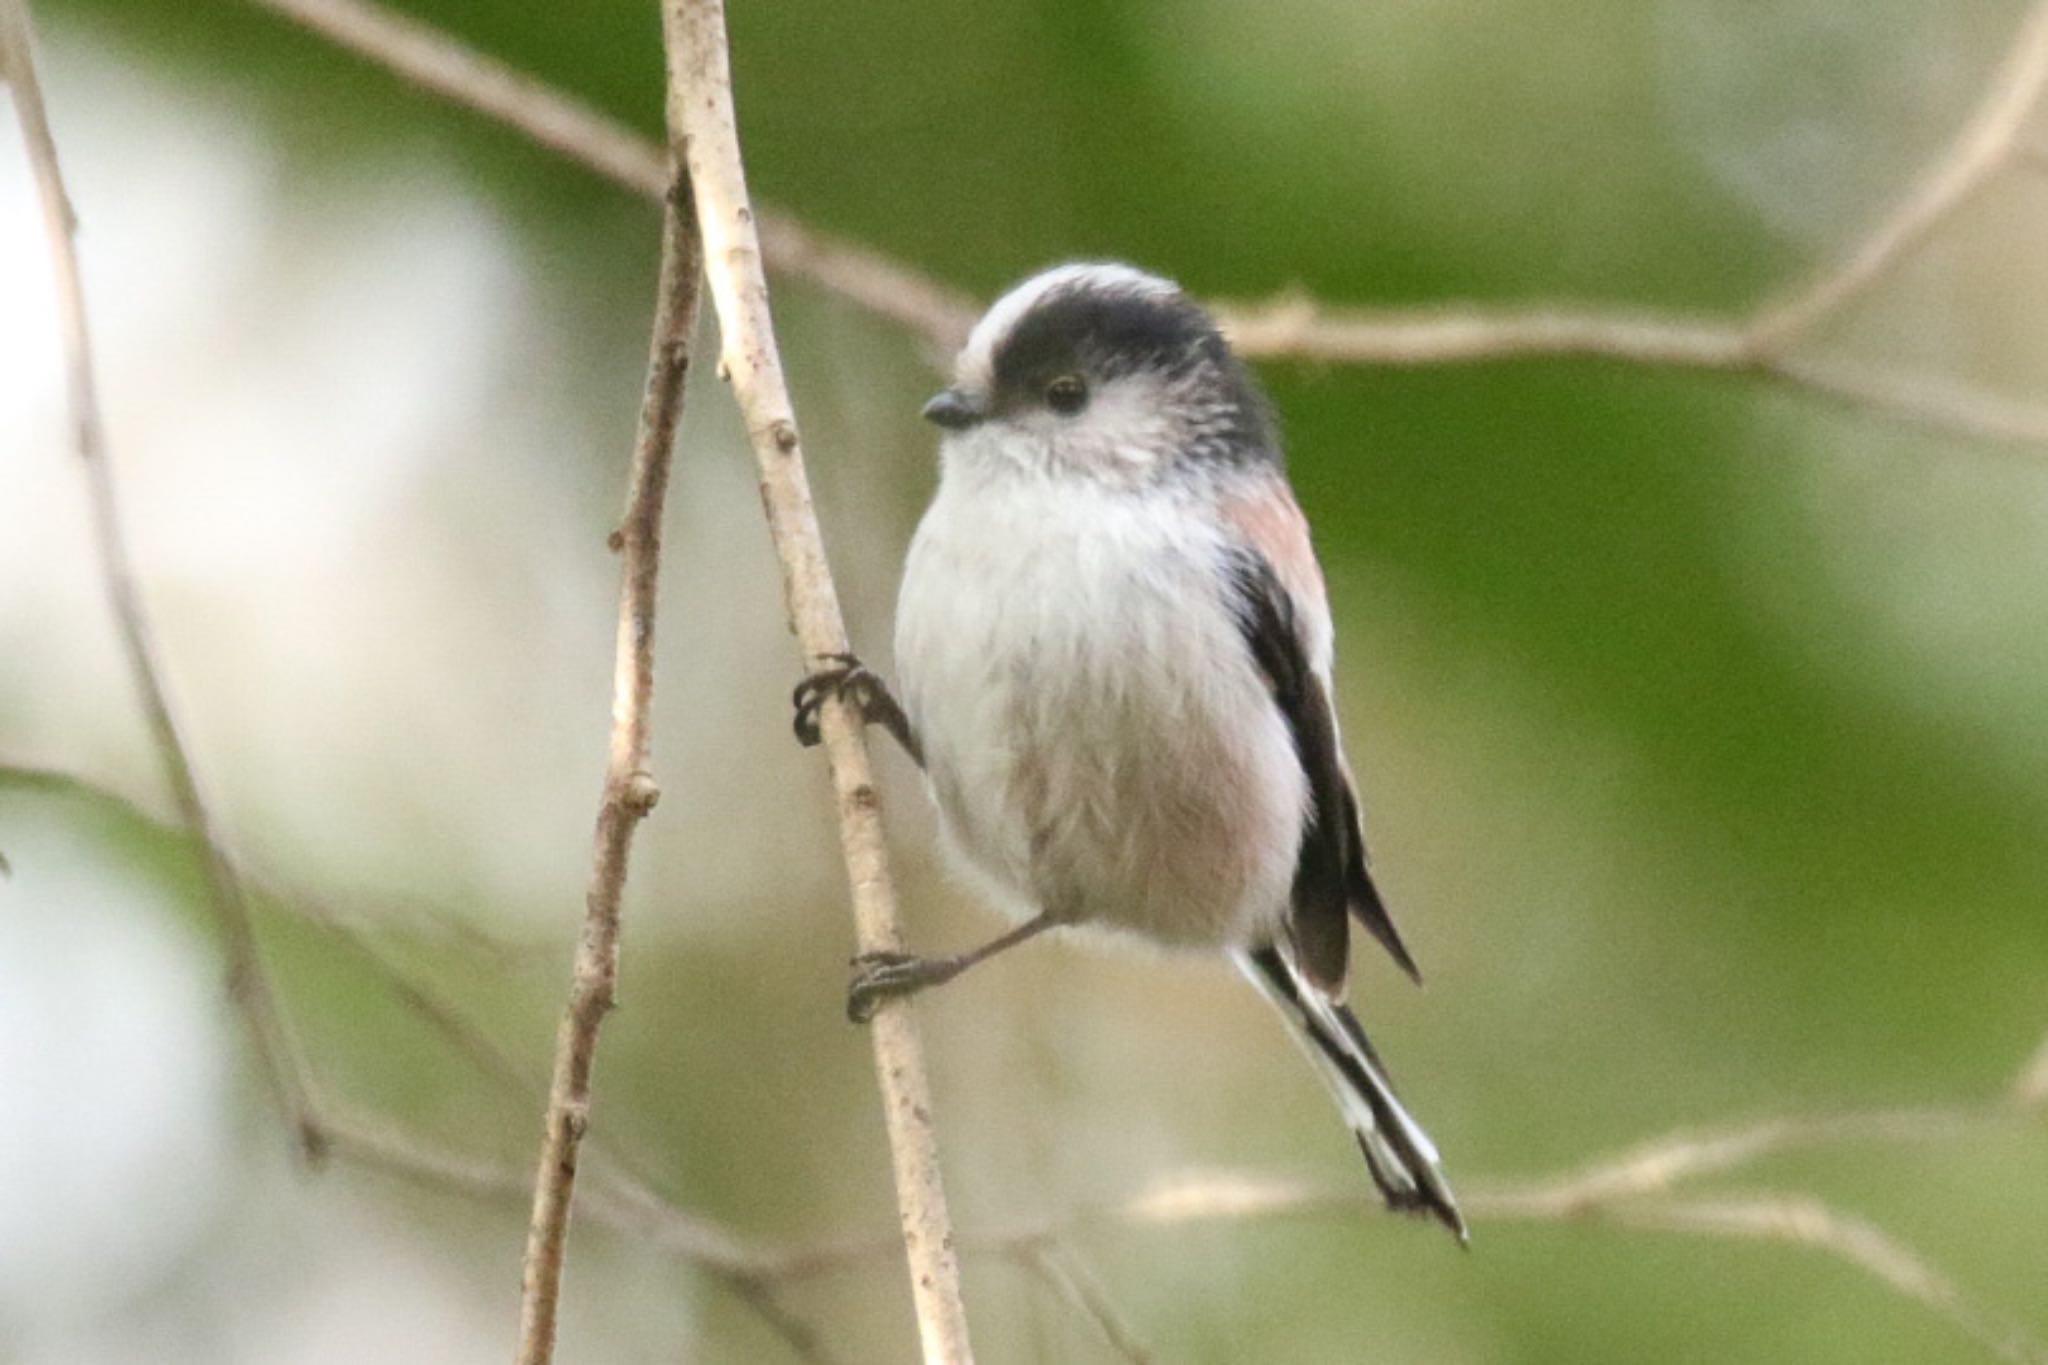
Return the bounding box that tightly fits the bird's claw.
[792,652,874,748]
[845,949,930,1023]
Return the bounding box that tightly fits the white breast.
[893,468,1306,951]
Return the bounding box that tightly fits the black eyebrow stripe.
[990,285,1216,388]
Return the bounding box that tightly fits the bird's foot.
[792,653,880,748]
[845,950,957,1023]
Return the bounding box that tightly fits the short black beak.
[921,388,984,430]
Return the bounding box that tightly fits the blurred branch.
[1466,1105,1993,1211]
[241,1042,2048,1364]
[236,0,980,352]
[0,760,842,1359]
[1593,1196,2046,1365]
[314,1110,835,1364]
[1745,0,2048,350]
[512,148,704,1365]
[238,0,2048,448]
[0,17,780,1348]
[1212,0,2048,445]
[16,743,2036,1361]
[322,1112,837,1365]
[0,762,538,1106]
[658,0,976,1360]
[1017,1244,1156,1365]
[756,1041,2047,1363]
[2,0,322,1153]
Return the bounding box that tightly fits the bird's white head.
[923,262,1276,486]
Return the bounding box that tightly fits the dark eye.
[1044,374,1088,414]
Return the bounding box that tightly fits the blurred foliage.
[7,0,2047,1360]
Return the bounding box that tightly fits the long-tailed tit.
[794,262,1464,1238]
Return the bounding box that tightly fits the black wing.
[1224,549,1422,992]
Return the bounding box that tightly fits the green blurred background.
[3,0,2045,1360]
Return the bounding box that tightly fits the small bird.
[794,262,1464,1239]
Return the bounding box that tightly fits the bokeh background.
[4,0,2046,1360]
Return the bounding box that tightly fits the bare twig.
[1767,353,2048,447]
[1465,1106,1987,1213]
[749,1032,2046,1364]
[511,167,703,1365]
[249,1056,2048,1365]
[1746,0,2048,349]
[2,0,322,1152]
[0,761,542,1108]
[1017,1244,1156,1365]
[242,0,663,193]
[1214,304,2048,450]
[719,1277,848,1365]
[1213,0,2048,444]
[233,0,981,350]
[1,759,851,1359]
[1212,298,1752,368]
[13,750,2035,1360]
[658,0,974,1359]
[235,0,2048,448]
[1592,1196,2048,1365]
[271,1080,2048,1365]
[322,1110,835,1363]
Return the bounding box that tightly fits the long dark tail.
[1238,944,1467,1242]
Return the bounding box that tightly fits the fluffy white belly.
[894,477,1305,949]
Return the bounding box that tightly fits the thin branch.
[1747,0,2048,348]
[1765,353,2048,448]
[2,0,322,1152]
[1464,1106,1990,1214]
[235,0,2048,449]
[0,761,670,1202]
[1,758,856,1365]
[1213,298,1754,368]
[322,1106,753,1270]
[272,1083,2048,1365]
[1592,1195,2048,1365]
[0,761,538,1110]
[658,0,974,1360]
[324,1107,557,1207]
[512,168,704,1365]
[13,753,2029,1364]
[325,1109,839,1364]
[319,1110,838,1365]
[233,0,981,349]
[754,1043,2046,1363]
[719,1276,849,1365]
[1016,1244,1156,1365]
[1215,302,2048,451]
[242,0,662,193]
